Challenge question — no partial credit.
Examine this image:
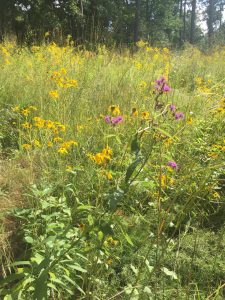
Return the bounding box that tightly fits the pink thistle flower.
[155,76,171,93]
[111,116,123,124]
[175,112,184,120]
[163,84,171,92]
[167,161,178,169]
[104,115,111,124]
[170,104,176,111]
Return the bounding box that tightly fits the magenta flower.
[155,76,171,93]
[170,104,176,112]
[163,84,171,92]
[104,115,111,124]
[175,112,184,120]
[111,116,123,124]
[167,161,178,169]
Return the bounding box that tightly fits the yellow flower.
[135,62,142,70]
[21,108,30,116]
[60,68,67,75]
[54,137,63,143]
[132,108,138,117]
[22,122,32,129]
[213,192,220,199]
[33,140,41,148]
[88,146,112,165]
[141,111,150,120]
[47,141,53,147]
[139,81,147,89]
[49,90,59,99]
[136,40,147,48]
[33,117,45,128]
[109,105,120,116]
[29,106,38,111]
[22,144,31,150]
[187,117,193,125]
[58,147,68,154]
[164,138,173,147]
[66,165,73,172]
[12,105,20,112]
[103,171,113,180]
[57,124,66,132]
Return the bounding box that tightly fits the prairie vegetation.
[0,42,225,299]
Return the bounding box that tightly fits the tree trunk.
[183,0,187,42]
[190,0,196,44]
[134,0,141,43]
[179,0,183,46]
[207,0,214,46]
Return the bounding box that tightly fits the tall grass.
[0,42,225,299]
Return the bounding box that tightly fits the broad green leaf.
[125,156,142,184]
[131,133,140,155]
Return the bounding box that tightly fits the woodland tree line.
[0,0,225,47]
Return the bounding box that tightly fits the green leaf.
[108,188,124,209]
[0,273,25,286]
[118,225,134,246]
[67,264,87,273]
[145,259,154,273]
[24,236,34,244]
[131,133,140,155]
[34,269,48,300]
[11,261,31,267]
[125,156,142,184]
[87,214,94,226]
[130,264,139,276]
[161,267,178,280]
[154,127,172,138]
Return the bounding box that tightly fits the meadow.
[0,41,225,299]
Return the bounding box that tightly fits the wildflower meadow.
[0,41,225,299]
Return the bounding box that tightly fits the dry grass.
[0,157,35,276]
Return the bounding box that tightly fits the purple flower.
[175,112,184,120]
[104,115,111,124]
[167,161,178,169]
[111,116,123,124]
[156,76,166,85]
[163,84,171,92]
[155,76,171,93]
[170,104,176,112]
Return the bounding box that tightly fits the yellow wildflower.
[49,90,59,99]
[58,147,68,154]
[22,122,32,129]
[47,141,53,147]
[109,105,120,116]
[22,144,31,150]
[132,108,138,117]
[135,62,142,70]
[54,137,63,143]
[141,111,150,120]
[21,108,30,116]
[29,106,38,111]
[164,138,173,147]
[66,165,73,172]
[33,140,41,148]
[33,117,45,128]
[187,117,193,125]
[12,106,20,112]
